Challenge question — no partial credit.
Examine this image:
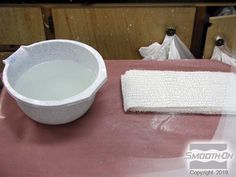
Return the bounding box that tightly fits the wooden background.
[203,15,236,58]
[52,7,195,59]
[0,4,235,72]
[0,7,45,45]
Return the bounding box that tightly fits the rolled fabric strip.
[121,70,236,115]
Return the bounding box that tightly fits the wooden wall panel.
[52,7,196,59]
[0,7,46,45]
[204,15,236,59]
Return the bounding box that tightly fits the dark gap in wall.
[1,0,236,3]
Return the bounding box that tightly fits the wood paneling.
[204,15,236,59]
[0,7,46,45]
[52,7,196,59]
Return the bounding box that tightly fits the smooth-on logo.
[185,143,233,170]
[185,143,234,176]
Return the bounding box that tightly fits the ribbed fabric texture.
[121,70,236,115]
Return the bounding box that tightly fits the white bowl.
[2,40,107,125]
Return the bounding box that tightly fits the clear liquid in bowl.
[14,60,96,101]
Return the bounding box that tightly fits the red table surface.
[0,59,231,177]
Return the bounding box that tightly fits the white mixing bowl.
[3,40,107,125]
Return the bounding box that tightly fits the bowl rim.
[2,39,107,107]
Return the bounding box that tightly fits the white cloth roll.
[121,70,236,115]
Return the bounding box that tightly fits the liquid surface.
[15,60,96,101]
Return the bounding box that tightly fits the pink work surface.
[0,60,231,177]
